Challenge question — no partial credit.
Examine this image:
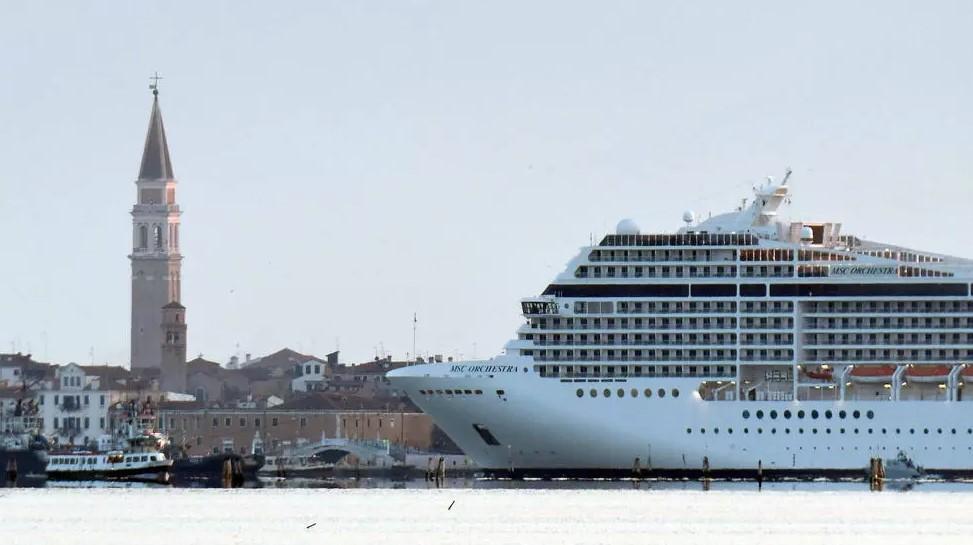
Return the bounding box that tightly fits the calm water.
[4,479,973,544]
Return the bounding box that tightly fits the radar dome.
[616,218,640,235]
[682,210,696,224]
[800,226,814,241]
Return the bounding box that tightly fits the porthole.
[896,428,901,434]
[852,410,861,419]
[770,410,778,420]
[866,410,874,419]
[952,429,957,435]
[937,428,942,434]
[744,428,749,434]
[590,389,597,398]
[797,410,805,419]
[742,410,750,419]
[617,388,625,398]
[631,388,638,398]
[700,428,706,434]
[771,428,777,434]
[756,410,764,419]
[811,410,819,419]
[714,428,719,434]
[798,428,804,434]
[826,428,831,434]
[728,428,733,434]
[576,389,583,398]
[757,428,763,434]
[784,410,792,419]
[838,410,846,419]
[812,428,818,434]
[839,428,845,434]
[910,429,915,434]
[603,389,611,398]
[644,389,652,398]
[825,410,833,419]
[418,390,426,395]
[687,428,692,434]
[658,388,666,398]
[923,428,929,435]
[671,388,680,398]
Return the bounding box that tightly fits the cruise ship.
[388,171,973,478]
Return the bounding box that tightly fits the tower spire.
[138,75,174,180]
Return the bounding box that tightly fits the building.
[130,86,185,376]
[157,402,440,455]
[35,363,161,447]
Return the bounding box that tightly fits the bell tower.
[130,81,183,371]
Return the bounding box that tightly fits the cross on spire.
[149,71,163,96]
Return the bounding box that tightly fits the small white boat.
[46,433,173,483]
[260,454,334,478]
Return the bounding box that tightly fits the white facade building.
[291,360,328,392]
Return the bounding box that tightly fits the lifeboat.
[804,367,833,381]
[905,365,951,384]
[849,364,897,383]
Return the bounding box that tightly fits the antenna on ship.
[781,167,792,185]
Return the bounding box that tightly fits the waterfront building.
[35,363,158,447]
[157,402,438,455]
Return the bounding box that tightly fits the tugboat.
[1,399,48,486]
[170,450,265,485]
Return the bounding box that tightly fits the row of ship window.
[529,333,795,346]
[531,349,792,362]
[805,349,973,362]
[805,317,973,329]
[804,333,973,345]
[575,387,680,399]
[574,301,795,315]
[587,248,860,262]
[49,454,154,465]
[575,265,812,279]
[532,317,794,330]
[588,249,736,262]
[418,389,484,396]
[579,264,950,280]
[686,427,973,436]
[806,301,973,313]
[741,408,874,420]
[539,364,736,378]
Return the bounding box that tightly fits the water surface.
[3,479,973,544]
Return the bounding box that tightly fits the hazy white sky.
[2,1,971,366]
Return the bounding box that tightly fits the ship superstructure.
[389,173,973,477]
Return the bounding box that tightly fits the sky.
[1,1,971,367]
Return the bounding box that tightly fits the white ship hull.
[390,358,973,477]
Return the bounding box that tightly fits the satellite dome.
[616,218,640,235]
[682,210,696,224]
[800,226,814,241]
